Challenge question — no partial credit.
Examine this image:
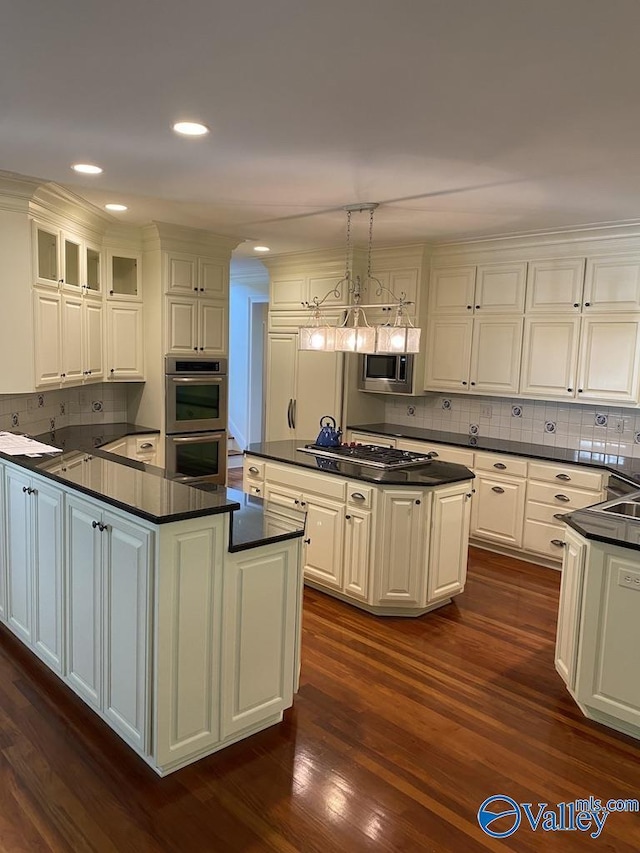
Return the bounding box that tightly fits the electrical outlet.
[618,568,640,591]
[481,405,492,418]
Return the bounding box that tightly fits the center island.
[243,440,475,617]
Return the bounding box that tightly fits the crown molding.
[149,221,243,257]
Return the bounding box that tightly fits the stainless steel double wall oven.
[165,356,227,484]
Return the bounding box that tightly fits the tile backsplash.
[0,385,129,436]
[385,394,640,458]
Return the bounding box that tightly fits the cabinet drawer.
[523,519,567,561]
[243,457,265,481]
[348,432,397,448]
[347,483,373,509]
[263,483,302,510]
[396,440,474,467]
[474,452,528,478]
[528,461,603,491]
[246,484,263,498]
[526,500,567,526]
[265,462,346,501]
[133,435,158,455]
[527,480,600,510]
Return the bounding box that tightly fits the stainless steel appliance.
[297,443,434,469]
[165,431,227,484]
[358,353,414,394]
[165,356,227,434]
[165,356,227,484]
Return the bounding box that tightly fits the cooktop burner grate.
[297,443,435,469]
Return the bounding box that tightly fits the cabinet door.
[61,231,82,291]
[33,289,63,388]
[166,297,198,354]
[576,316,640,403]
[84,300,104,381]
[5,468,33,643]
[377,489,426,606]
[584,256,640,311]
[555,528,585,688]
[66,497,103,709]
[343,508,371,601]
[199,258,228,298]
[302,497,344,590]
[265,334,296,441]
[166,253,197,295]
[520,317,580,398]
[424,316,473,391]
[471,474,525,548]
[294,348,342,441]
[0,466,5,622]
[107,252,141,301]
[526,258,585,313]
[221,541,299,738]
[32,480,64,672]
[33,222,60,288]
[84,241,102,297]
[475,262,527,313]
[429,267,476,314]
[428,485,471,602]
[470,316,523,394]
[106,303,144,380]
[61,294,84,384]
[103,513,150,751]
[270,277,307,310]
[199,300,227,355]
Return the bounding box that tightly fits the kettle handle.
[319,415,336,428]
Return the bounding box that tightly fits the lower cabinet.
[555,527,586,689]
[428,483,472,601]
[66,494,151,751]
[303,496,345,590]
[5,466,63,671]
[377,489,427,606]
[343,508,371,601]
[470,472,526,548]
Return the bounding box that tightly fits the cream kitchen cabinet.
[33,288,64,388]
[165,296,227,356]
[4,466,63,673]
[470,453,528,549]
[575,315,640,403]
[376,488,428,607]
[428,483,472,601]
[66,493,151,750]
[61,293,104,384]
[349,431,397,448]
[424,315,523,394]
[106,302,144,381]
[525,258,586,313]
[269,273,350,311]
[343,501,371,602]
[166,252,228,300]
[555,526,586,689]
[429,262,526,315]
[33,221,60,288]
[583,255,640,312]
[520,317,581,398]
[0,466,4,623]
[61,230,103,298]
[396,438,475,468]
[362,267,420,323]
[265,333,342,442]
[107,251,142,301]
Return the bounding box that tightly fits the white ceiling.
[3,0,640,273]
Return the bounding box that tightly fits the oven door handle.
[169,376,224,385]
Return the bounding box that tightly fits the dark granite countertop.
[207,486,306,553]
[347,422,640,486]
[564,505,640,553]
[245,439,474,486]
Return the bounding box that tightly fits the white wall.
[229,274,269,450]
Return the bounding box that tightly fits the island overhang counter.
[244,440,475,617]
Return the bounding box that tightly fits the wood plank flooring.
[1,548,639,852]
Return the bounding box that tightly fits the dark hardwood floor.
[1,548,639,852]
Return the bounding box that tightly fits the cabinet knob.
[567,388,573,392]
[22,485,28,493]
[573,303,580,308]
[577,389,583,393]
[199,347,204,351]
[255,488,261,494]
[465,493,473,499]
[462,381,467,386]
[584,302,591,307]
[300,501,306,507]
[200,287,205,292]
[61,373,66,378]
[303,537,311,544]
[109,289,114,295]
[475,304,480,309]
[194,347,198,351]
[110,368,115,374]
[194,286,198,292]
[294,499,300,505]
[555,494,571,502]
[550,539,566,548]
[92,520,99,529]
[466,305,472,310]
[491,486,505,494]
[345,514,351,520]
[415,499,421,505]
[470,381,476,386]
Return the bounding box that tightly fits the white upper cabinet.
[424,316,473,391]
[107,251,141,301]
[520,317,581,398]
[429,262,526,315]
[33,222,60,288]
[583,255,640,311]
[166,253,228,299]
[576,316,640,403]
[469,316,523,394]
[166,253,196,295]
[60,231,103,297]
[62,231,82,290]
[106,303,144,381]
[270,276,309,310]
[33,289,63,388]
[526,258,586,312]
[428,266,476,314]
[199,257,228,299]
[474,262,527,313]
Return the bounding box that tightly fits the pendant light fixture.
[298,203,421,354]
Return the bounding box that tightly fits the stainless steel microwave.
[358,353,414,394]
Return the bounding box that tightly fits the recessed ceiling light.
[172,121,209,137]
[254,246,270,253]
[105,203,128,212]
[72,163,103,174]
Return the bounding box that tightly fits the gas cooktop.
[297,443,435,469]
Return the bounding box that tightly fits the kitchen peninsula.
[243,440,475,616]
[0,425,306,776]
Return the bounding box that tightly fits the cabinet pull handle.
[555,494,570,502]
[553,513,565,521]
[351,492,366,501]
[493,462,507,470]
[303,537,311,544]
[550,539,566,548]
[345,514,351,520]
[291,399,296,429]
[140,442,153,449]
[555,473,571,481]
[249,466,259,474]
[491,486,505,494]
[428,451,439,458]
[287,398,293,429]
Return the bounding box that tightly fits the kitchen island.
[0,426,306,775]
[244,440,475,616]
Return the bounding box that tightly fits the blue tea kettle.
[316,415,343,448]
